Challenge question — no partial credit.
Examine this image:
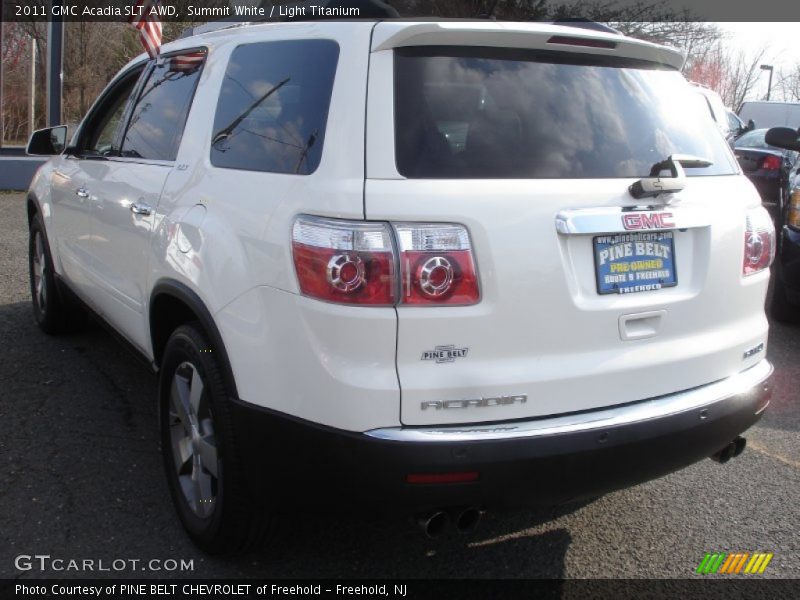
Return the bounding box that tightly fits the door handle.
[76,188,89,198]
[619,310,666,341]
[130,202,154,216]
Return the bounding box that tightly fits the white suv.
[26,18,774,553]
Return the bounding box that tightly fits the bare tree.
[775,65,800,103]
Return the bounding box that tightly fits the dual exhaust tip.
[710,436,747,464]
[417,507,482,538]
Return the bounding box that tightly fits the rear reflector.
[743,206,775,276]
[547,35,618,49]
[406,472,479,485]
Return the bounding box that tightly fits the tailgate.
[365,26,770,426]
[367,178,768,426]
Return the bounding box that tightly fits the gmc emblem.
[622,212,675,230]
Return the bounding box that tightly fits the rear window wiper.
[629,154,713,200]
[212,77,291,146]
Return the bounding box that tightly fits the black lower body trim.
[228,377,771,514]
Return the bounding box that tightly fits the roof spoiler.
[550,19,621,35]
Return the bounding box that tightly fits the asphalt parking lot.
[1,190,798,580]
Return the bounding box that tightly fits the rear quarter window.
[394,47,738,179]
[210,39,340,175]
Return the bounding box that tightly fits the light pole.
[760,64,774,101]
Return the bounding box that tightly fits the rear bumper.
[230,360,772,513]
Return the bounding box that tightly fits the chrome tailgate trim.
[365,360,772,442]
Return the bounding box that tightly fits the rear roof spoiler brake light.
[547,35,618,49]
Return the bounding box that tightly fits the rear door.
[366,25,768,426]
[84,51,206,351]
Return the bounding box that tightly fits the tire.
[159,322,273,553]
[28,212,69,334]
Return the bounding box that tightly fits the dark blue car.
[734,129,798,205]
[764,127,800,322]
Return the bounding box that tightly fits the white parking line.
[747,439,800,470]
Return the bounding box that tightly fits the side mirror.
[746,119,756,133]
[765,127,800,152]
[26,126,67,156]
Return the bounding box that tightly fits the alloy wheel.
[32,231,47,314]
[169,361,219,518]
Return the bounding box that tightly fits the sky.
[719,22,800,70]
[718,22,800,100]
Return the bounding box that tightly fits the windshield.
[394,47,739,179]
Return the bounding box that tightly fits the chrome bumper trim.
[365,360,772,443]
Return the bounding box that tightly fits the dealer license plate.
[594,232,677,295]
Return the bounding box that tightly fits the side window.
[120,51,206,161]
[727,112,741,133]
[81,69,143,157]
[210,39,340,175]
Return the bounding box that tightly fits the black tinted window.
[210,39,339,175]
[121,51,206,161]
[395,47,738,179]
[84,70,141,157]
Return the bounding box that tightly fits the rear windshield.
[394,47,738,179]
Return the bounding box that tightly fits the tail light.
[760,155,782,171]
[787,189,800,229]
[743,206,775,276]
[394,223,480,305]
[292,216,396,305]
[292,217,480,306]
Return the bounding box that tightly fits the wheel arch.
[26,193,41,226]
[150,279,239,399]
[26,190,64,278]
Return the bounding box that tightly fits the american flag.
[128,0,163,59]
[168,52,206,74]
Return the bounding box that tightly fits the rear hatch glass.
[394,47,738,179]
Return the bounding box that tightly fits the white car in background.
[691,82,751,143]
[740,100,800,130]
[25,16,774,553]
